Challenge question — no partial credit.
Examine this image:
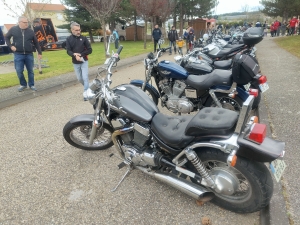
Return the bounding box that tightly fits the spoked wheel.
[131,83,159,105]
[63,121,114,150]
[187,148,273,213]
[205,93,243,113]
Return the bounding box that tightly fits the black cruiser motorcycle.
[63,46,285,213]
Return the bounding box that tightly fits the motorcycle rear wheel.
[204,93,243,112]
[63,121,114,150]
[131,83,159,105]
[188,148,273,213]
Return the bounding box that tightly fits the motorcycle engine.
[159,79,194,114]
[119,122,161,167]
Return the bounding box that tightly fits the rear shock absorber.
[185,149,215,188]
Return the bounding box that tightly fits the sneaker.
[18,86,27,92]
[30,86,37,91]
[83,91,88,101]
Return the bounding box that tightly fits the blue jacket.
[152,28,162,41]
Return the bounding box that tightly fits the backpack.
[232,53,260,85]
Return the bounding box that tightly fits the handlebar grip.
[117,45,123,55]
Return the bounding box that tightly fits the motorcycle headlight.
[174,55,182,64]
[86,88,96,105]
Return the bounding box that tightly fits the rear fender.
[130,79,160,99]
[212,85,249,101]
[237,136,285,162]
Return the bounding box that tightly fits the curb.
[0,54,146,110]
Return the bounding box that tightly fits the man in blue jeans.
[5,16,42,92]
[66,22,92,101]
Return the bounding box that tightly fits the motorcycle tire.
[188,148,273,213]
[63,121,114,151]
[204,93,244,112]
[131,83,159,105]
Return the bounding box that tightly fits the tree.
[60,0,100,43]
[130,0,157,49]
[78,0,122,56]
[260,0,300,21]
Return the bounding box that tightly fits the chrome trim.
[134,123,150,136]
[136,166,214,202]
[111,126,134,158]
[234,95,254,134]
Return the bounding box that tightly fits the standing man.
[168,26,178,55]
[187,26,195,53]
[273,20,280,36]
[66,22,92,101]
[112,28,119,49]
[152,24,162,52]
[289,16,298,35]
[5,16,42,92]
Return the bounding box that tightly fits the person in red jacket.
[270,23,275,37]
[289,16,298,35]
[273,20,280,36]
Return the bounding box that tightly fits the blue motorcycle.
[130,47,266,114]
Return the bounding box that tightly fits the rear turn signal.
[258,75,267,84]
[248,88,259,97]
[230,155,237,167]
[249,123,266,144]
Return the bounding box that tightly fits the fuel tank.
[158,60,189,79]
[112,84,159,122]
[184,60,213,75]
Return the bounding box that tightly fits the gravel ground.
[0,53,261,225]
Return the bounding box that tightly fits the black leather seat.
[213,59,232,70]
[151,113,194,149]
[185,107,238,136]
[186,69,232,91]
[151,107,239,149]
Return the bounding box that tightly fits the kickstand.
[111,165,133,192]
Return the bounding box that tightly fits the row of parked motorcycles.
[62,27,286,214]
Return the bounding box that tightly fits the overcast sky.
[0,0,262,26]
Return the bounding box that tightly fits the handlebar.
[117,45,123,55]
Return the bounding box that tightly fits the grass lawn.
[273,35,300,58]
[0,41,161,89]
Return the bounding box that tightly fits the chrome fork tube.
[89,98,103,145]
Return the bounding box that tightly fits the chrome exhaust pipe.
[136,166,214,202]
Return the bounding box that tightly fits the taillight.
[249,123,266,144]
[248,88,259,97]
[258,75,267,84]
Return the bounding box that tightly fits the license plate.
[244,83,251,91]
[270,159,286,182]
[259,82,269,93]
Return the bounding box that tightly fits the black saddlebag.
[232,53,260,85]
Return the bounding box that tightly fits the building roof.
[27,3,66,11]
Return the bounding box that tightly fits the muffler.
[136,166,214,202]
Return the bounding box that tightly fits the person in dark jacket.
[167,26,178,55]
[152,24,162,52]
[66,22,92,101]
[187,26,195,53]
[5,16,42,92]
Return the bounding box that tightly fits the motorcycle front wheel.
[188,148,273,213]
[63,121,114,150]
[131,83,159,105]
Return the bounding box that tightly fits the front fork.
[89,98,103,145]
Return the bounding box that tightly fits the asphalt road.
[0,53,261,224]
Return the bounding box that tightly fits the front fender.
[69,114,110,126]
[130,79,160,99]
[213,85,249,102]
